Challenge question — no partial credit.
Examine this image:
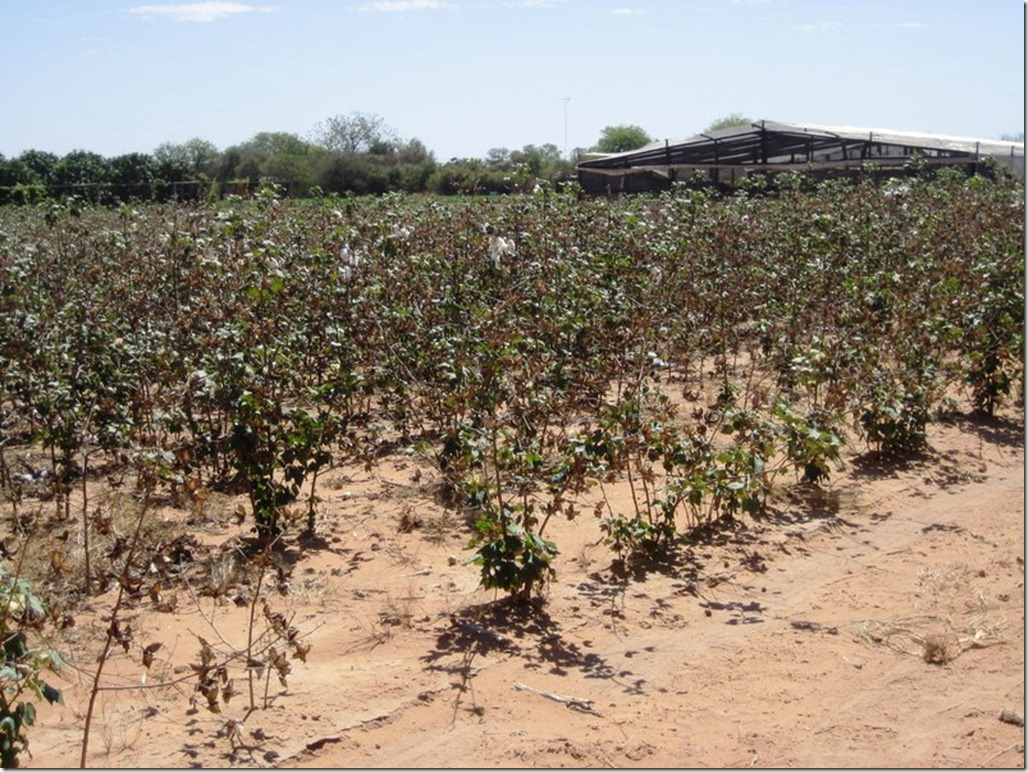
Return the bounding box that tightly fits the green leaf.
[17,701,35,726]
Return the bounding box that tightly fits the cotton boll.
[488,235,516,269]
[339,244,363,283]
[340,244,361,269]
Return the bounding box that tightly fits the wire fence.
[0,179,285,205]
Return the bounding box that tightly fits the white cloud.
[896,21,926,29]
[612,8,642,16]
[129,2,272,22]
[801,21,844,32]
[358,0,457,11]
[496,0,571,8]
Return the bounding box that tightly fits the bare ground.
[20,407,1026,769]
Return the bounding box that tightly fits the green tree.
[313,112,396,155]
[486,147,511,165]
[511,143,563,177]
[594,125,652,153]
[394,138,436,190]
[705,113,752,132]
[224,132,326,196]
[15,150,59,186]
[153,137,220,179]
[51,150,112,199]
[0,153,51,203]
[108,153,158,201]
[0,156,32,187]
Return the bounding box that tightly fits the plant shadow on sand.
[422,595,647,697]
[847,410,1024,486]
[948,410,1024,449]
[763,483,855,525]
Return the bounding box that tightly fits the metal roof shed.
[576,120,1025,195]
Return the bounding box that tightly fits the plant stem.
[81,449,91,595]
[245,545,270,718]
[79,484,152,769]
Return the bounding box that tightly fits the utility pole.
[557,96,571,158]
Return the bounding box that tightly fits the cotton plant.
[487,234,516,269]
[339,243,362,283]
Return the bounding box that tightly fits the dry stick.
[306,465,322,533]
[981,742,1022,767]
[79,484,153,769]
[244,543,272,719]
[0,434,9,495]
[80,446,91,595]
[262,657,273,710]
[490,421,504,518]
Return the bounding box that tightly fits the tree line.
[0,113,753,203]
[2,113,1019,204]
[0,112,583,204]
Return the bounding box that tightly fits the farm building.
[576,119,1026,195]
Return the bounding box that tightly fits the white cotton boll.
[883,180,911,198]
[339,244,362,283]
[340,244,361,269]
[488,235,516,269]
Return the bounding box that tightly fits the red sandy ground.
[21,405,1026,769]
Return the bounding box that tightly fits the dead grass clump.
[920,632,958,664]
[857,615,1007,665]
[917,563,972,597]
[397,508,424,534]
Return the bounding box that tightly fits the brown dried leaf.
[292,641,311,663]
[50,550,67,575]
[270,647,291,685]
[142,640,163,669]
[199,679,221,713]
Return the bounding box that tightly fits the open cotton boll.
[339,244,363,282]
[340,244,361,268]
[488,235,516,269]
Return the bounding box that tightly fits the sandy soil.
[20,405,1025,769]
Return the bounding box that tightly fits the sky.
[1,0,1024,162]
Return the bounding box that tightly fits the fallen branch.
[513,681,600,715]
[981,741,1023,767]
[451,617,509,646]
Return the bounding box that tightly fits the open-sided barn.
[576,119,1025,195]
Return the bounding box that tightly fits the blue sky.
[1,0,1024,161]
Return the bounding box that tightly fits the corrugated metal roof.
[760,120,1024,157]
[581,119,1024,166]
